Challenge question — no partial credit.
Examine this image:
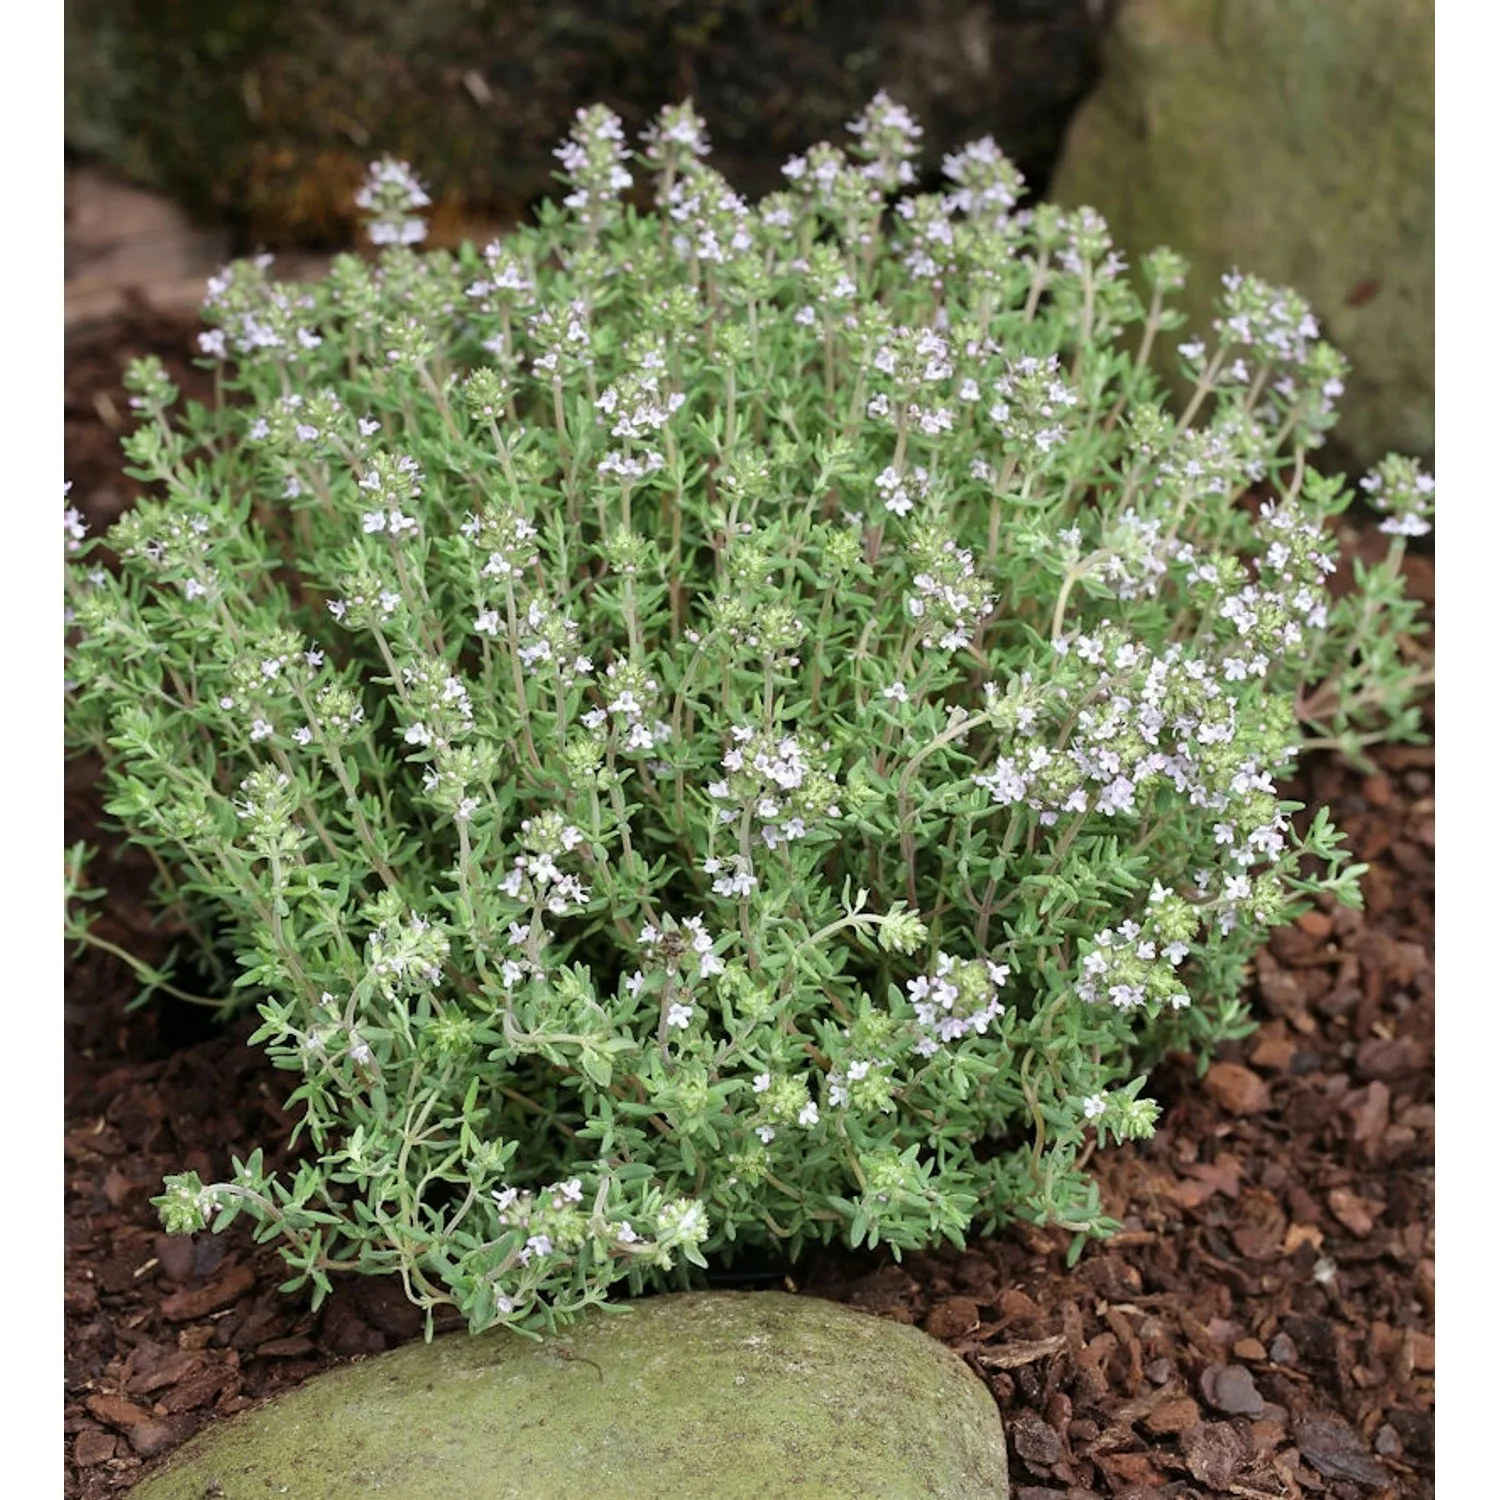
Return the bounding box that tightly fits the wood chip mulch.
[64,312,1433,1500]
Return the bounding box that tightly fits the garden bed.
[64,309,1434,1500]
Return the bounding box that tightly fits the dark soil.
[64,311,1434,1500]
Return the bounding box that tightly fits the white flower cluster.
[940,135,1024,225]
[595,361,688,474]
[581,661,671,753]
[513,597,592,683]
[826,1057,893,1112]
[1215,270,1320,368]
[1057,205,1126,282]
[399,657,476,749]
[64,482,87,553]
[554,104,633,227]
[847,89,923,192]
[662,166,755,269]
[1092,511,1197,603]
[231,766,299,850]
[906,530,994,653]
[707,724,841,851]
[866,325,955,437]
[327,569,401,629]
[781,141,850,201]
[702,853,757,900]
[746,1068,823,1144]
[467,240,535,317]
[875,463,930,518]
[367,908,451,998]
[892,192,957,286]
[989,354,1079,457]
[906,954,1009,1058]
[1360,453,1435,538]
[980,623,1296,827]
[462,506,540,580]
[638,912,727,1032]
[528,299,593,379]
[1216,498,1337,670]
[199,254,323,363]
[354,157,431,246]
[641,100,712,169]
[1072,882,1203,1011]
[358,453,424,539]
[498,813,590,941]
[1076,920,1190,1012]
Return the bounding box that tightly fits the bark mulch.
[64,311,1434,1500]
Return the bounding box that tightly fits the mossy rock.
[129,1291,1010,1499]
[1049,0,1433,472]
[64,0,1103,251]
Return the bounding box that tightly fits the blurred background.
[64,0,1432,476]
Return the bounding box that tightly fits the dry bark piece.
[924,1296,980,1340]
[975,1335,1066,1370]
[1296,910,1335,941]
[125,1415,192,1459]
[1200,1362,1265,1416]
[155,1364,238,1415]
[1011,1409,1064,1467]
[1181,1420,1249,1489]
[151,1233,197,1283]
[1327,1187,1385,1238]
[1203,1062,1272,1115]
[1292,1414,1390,1488]
[1144,1395,1201,1434]
[159,1263,256,1322]
[72,1430,117,1466]
[84,1393,153,1433]
[255,1336,318,1359]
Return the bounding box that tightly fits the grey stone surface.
[1050,0,1433,471]
[129,1291,1010,1499]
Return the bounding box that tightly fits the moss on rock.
[130,1291,1010,1499]
[1049,0,1433,471]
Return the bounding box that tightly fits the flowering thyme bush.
[64,96,1433,1336]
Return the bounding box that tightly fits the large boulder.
[65,0,1104,251]
[129,1291,1010,1499]
[1049,0,1433,471]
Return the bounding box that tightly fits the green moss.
[130,1293,1009,1499]
[1050,0,1433,470]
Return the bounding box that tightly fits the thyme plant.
[64,96,1433,1336]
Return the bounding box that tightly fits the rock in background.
[1049,0,1433,472]
[65,0,1109,248]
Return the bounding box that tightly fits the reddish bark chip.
[1203,1062,1272,1115]
[85,1392,154,1432]
[923,1295,980,1340]
[1327,1187,1385,1238]
[1144,1395,1202,1434]
[159,1263,255,1322]
[1296,910,1335,941]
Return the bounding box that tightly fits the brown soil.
[64,309,1434,1500]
